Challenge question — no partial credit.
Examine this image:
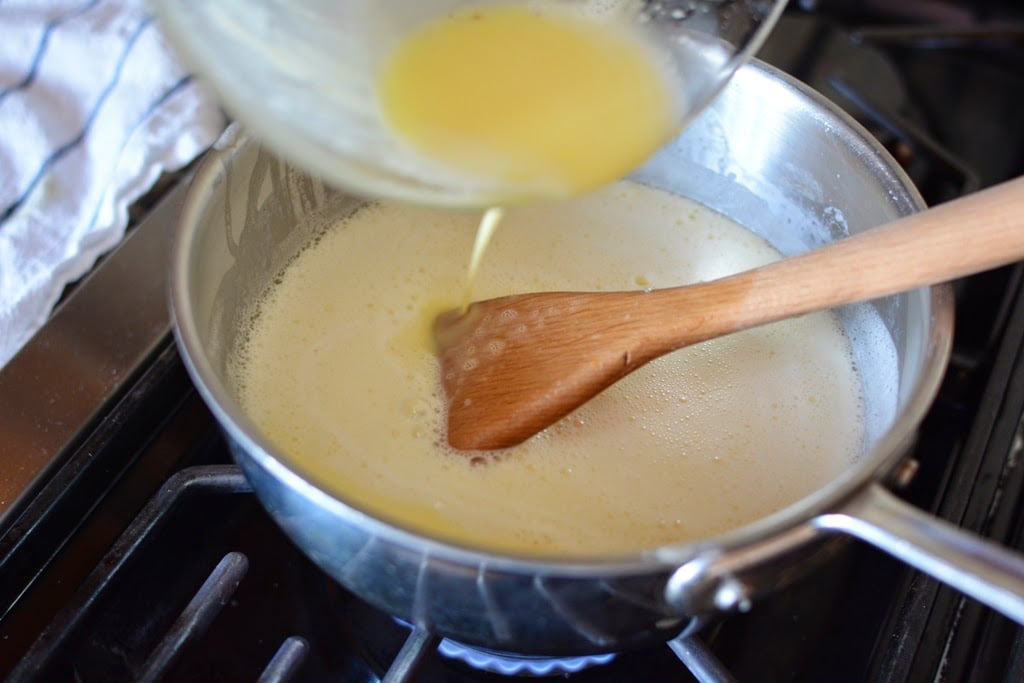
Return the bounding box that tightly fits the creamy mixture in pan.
[232,181,866,557]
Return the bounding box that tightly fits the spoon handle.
[653,175,1024,348]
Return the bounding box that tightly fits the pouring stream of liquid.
[462,207,505,312]
[436,176,1024,450]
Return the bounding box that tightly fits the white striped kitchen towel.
[0,0,226,369]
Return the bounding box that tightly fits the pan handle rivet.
[714,577,753,613]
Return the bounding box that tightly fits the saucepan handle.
[817,482,1024,624]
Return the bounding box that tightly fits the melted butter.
[463,207,504,311]
[377,3,681,201]
[233,182,869,557]
[391,298,452,355]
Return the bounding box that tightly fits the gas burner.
[388,617,618,677]
[436,639,616,677]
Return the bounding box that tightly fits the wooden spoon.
[436,176,1024,450]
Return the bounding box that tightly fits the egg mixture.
[232,182,867,557]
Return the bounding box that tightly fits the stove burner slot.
[668,634,738,683]
[258,636,311,683]
[383,627,439,683]
[138,551,250,682]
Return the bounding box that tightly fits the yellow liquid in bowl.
[232,183,869,557]
[377,4,681,200]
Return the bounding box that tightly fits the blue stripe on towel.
[0,15,154,224]
[82,73,196,232]
[0,0,104,104]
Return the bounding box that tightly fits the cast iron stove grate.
[4,447,722,682]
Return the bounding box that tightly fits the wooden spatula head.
[435,290,657,449]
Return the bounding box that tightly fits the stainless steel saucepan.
[170,59,1024,655]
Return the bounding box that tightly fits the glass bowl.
[154,0,786,207]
